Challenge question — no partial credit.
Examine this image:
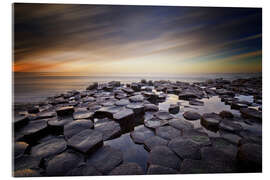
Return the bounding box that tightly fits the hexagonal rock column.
[56,106,74,116]
[95,121,121,141]
[109,162,144,175]
[64,120,94,139]
[46,151,84,176]
[168,138,201,160]
[67,129,103,154]
[183,111,201,121]
[147,145,182,171]
[155,126,182,141]
[86,146,123,175]
[31,137,67,161]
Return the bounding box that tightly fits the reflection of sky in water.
[235,94,254,103]
[104,132,149,172]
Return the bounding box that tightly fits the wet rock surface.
[13,77,262,176]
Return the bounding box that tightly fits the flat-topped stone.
[94,106,123,119]
[56,106,74,116]
[86,146,123,175]
[183,111,201,121]
[147,164,180,174]
[115,99,130,106]
[240,108,262,121]
[168,138,201,160]
[67,129,103,154]
[46,151,84,176]
[219,120,242,133]
[31,137,67,160]
[64,120,94,139]
[14,142,29,159]
[168,104,179,114]
[219,110,234,119]
[95,121,121,140]
[144,103,159,112]
[147,145,182,170]
[144,136,168,151]
[154,111,173,120]
[73,111,93,120]
[183,130,211,147]
[113,108,134,122]
[129,95,144,102]
[126,104,144,115]
[237,143,262,172]
[67,163,102,176]
[19,119,48,141]
[144,117,168,129]
[168,118,194,131]
[156,126,181,140]
[130,126,154,144]
[109,162,144,175]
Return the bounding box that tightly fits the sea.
[13,72,262,104]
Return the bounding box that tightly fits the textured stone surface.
[67,129,103,154]
[147,164,180,174]
[156,126,181,140]
[144,136,168,151]
[109,163,144,175]
[183,111,201,121]
[64,120,94,139]
[86,146,123,174]
[95,121,121,140]
[147,146,182,170]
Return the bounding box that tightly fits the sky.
[13,3,262,75]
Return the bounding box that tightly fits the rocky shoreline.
[13,77,262,176]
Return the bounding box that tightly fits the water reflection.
[104,132,149,172]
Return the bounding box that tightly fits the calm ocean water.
[13,72,261,103]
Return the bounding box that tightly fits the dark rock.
[147,164,180,174]
[219,110,234,119]
[14,142,29,159]
[183,111,201,121]
[183,130,211,147]
[14,116,29,130]
[147,146,182,170]
[115,99,130,106]
[56,106,74,116]
[94,106,123,119]
[156,126,181,140]
[200,113,221,130]
[144,104,159,112]
[237,143,262,172]
[144,117,168,129]
[220,131,242,145]
[64,120,94,139]
[73,111,93,120]
[113,108,134,122]
[109,162,144,175]
[48,117,73,134]
[67,163,102,176]
[82,96,95,103]
[130,126,154,144]
[67,129,103,154]
[240,108,262,121]
[180,159,235,174]
[189,99,204,106]
[28,107,39,114]
[19,119,48,141]
[126,104,144,115]
[219,120,242,133]
[46,151,83,176]
[168,104,179,114]
[168,138,201,160]
[154,111,173,120]
[144,136,168,151]
[86,146,123,174]
[95,121,121,140]
[31,138,67,161]
[86,82,98,90]
[122,87,134,94]
[14,155,40,171]
[178,93,198,100]
[231,102,248,109]
[129,95,144,102]
[168,118,194,131]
